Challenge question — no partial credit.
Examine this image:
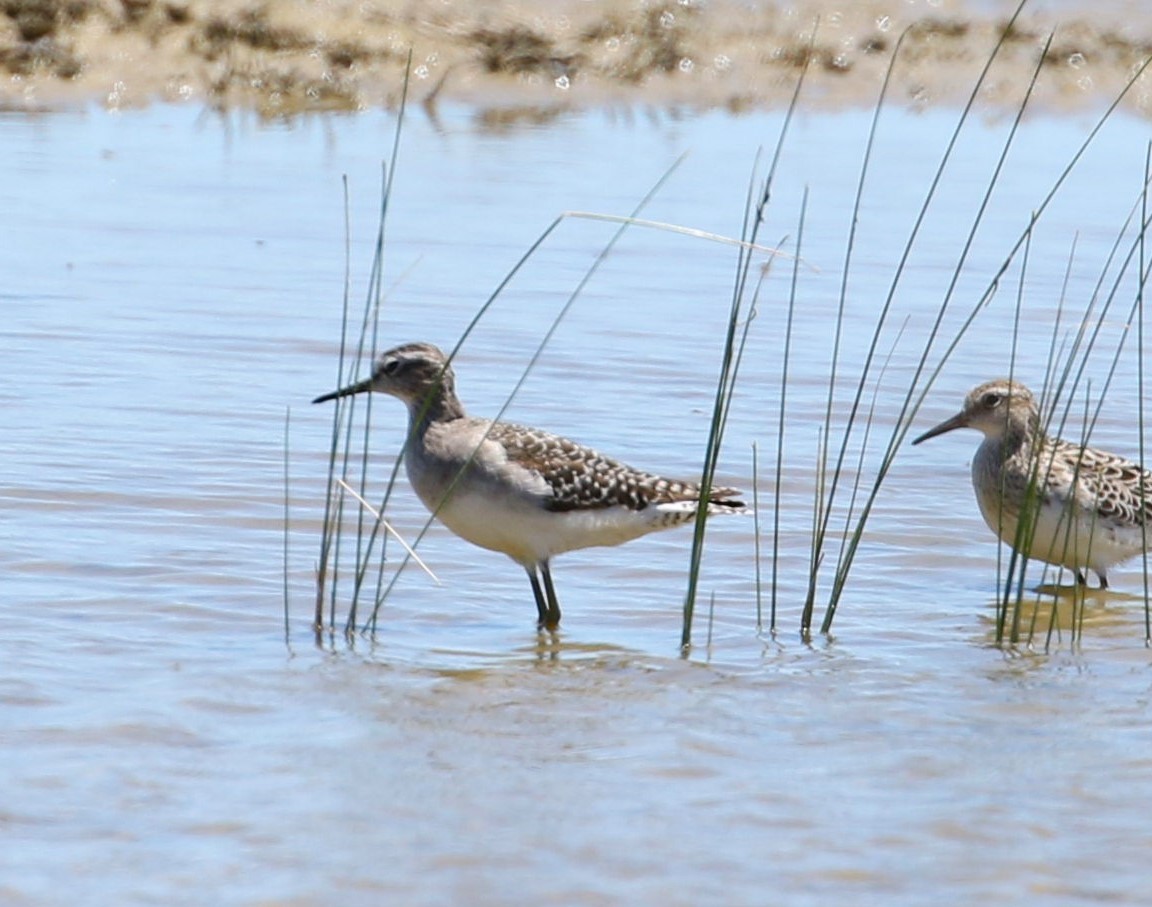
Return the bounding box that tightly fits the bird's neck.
[995,411,1043,463]
[406,386,467,437]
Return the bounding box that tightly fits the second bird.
[912,378,1152,588]
[313,342,746,629]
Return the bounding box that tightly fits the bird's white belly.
[432,488,694,567]
[975,481,1145,575]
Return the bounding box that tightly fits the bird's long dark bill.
[911,411,968,445]
[312,377,372,404]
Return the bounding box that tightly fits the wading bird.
[314,342,746,627]
[912,378,1152,588]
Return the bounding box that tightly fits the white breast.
[431,487,698,566]
[972,453,1148,576]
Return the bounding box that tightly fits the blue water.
[2,100,1152,905]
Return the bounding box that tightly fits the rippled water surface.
[5,101,1152,905]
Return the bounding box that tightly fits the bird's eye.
[981,392,1002,409]
[381,358,401,376]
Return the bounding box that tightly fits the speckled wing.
[487,421,744,513]
[1066,442,1152,526]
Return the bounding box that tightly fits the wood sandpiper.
[313,342,746,628]
[912,378,1152,588]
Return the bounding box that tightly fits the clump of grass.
[580,4,698,82]
[312,65,413,638]
[0,0,88,77]
[680,22,814,651]
[997,165,1152,647]
[197,8,311,56]
[471,25,561,75]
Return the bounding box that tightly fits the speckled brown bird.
[313,342,745,628]
[913,378,1152,588]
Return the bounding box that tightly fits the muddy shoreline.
[3,1,1152,116]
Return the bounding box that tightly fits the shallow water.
[4,100,1152,904]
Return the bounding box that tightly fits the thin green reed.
[995,226,1032,644]
[1031,240,1081,645]
[839,318,910,555]
[1141,145,1150,643]
[1050,219,1152,429]
[798,22,913,633]
[1060,390,1099,649]
[995,223,1026,640]
[319,161,395,632]
[314,70,420,634]
[1038,236,1078,418]
[1030,229,1086,643]
[323,161,394,634]
[680,177,770,649]
[1000,183,1152,645]
[305,56,415,635]
[909,36,1152,434]
[811,426,827,596]
[315,174,356,632]
[344,71,412,630]
[751,442,763,633]
[771,186,806,636]
[803,30,922,632]
[1073,392,1096,647]
[1047,211,1152,461]
[683,28,813,649]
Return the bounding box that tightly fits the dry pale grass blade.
[336,478,441,585]
[562,212,805,264]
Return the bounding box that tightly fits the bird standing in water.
[912,378,1152,588]
[313,342,746,628]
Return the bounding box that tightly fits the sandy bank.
[3,0,1152,117]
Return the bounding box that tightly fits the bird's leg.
[1076,570,1088,586]
[1097,572,1109,590]
[540,560,562,630]
[526,568,549,627]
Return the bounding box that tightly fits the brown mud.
[2,0,1152,117]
